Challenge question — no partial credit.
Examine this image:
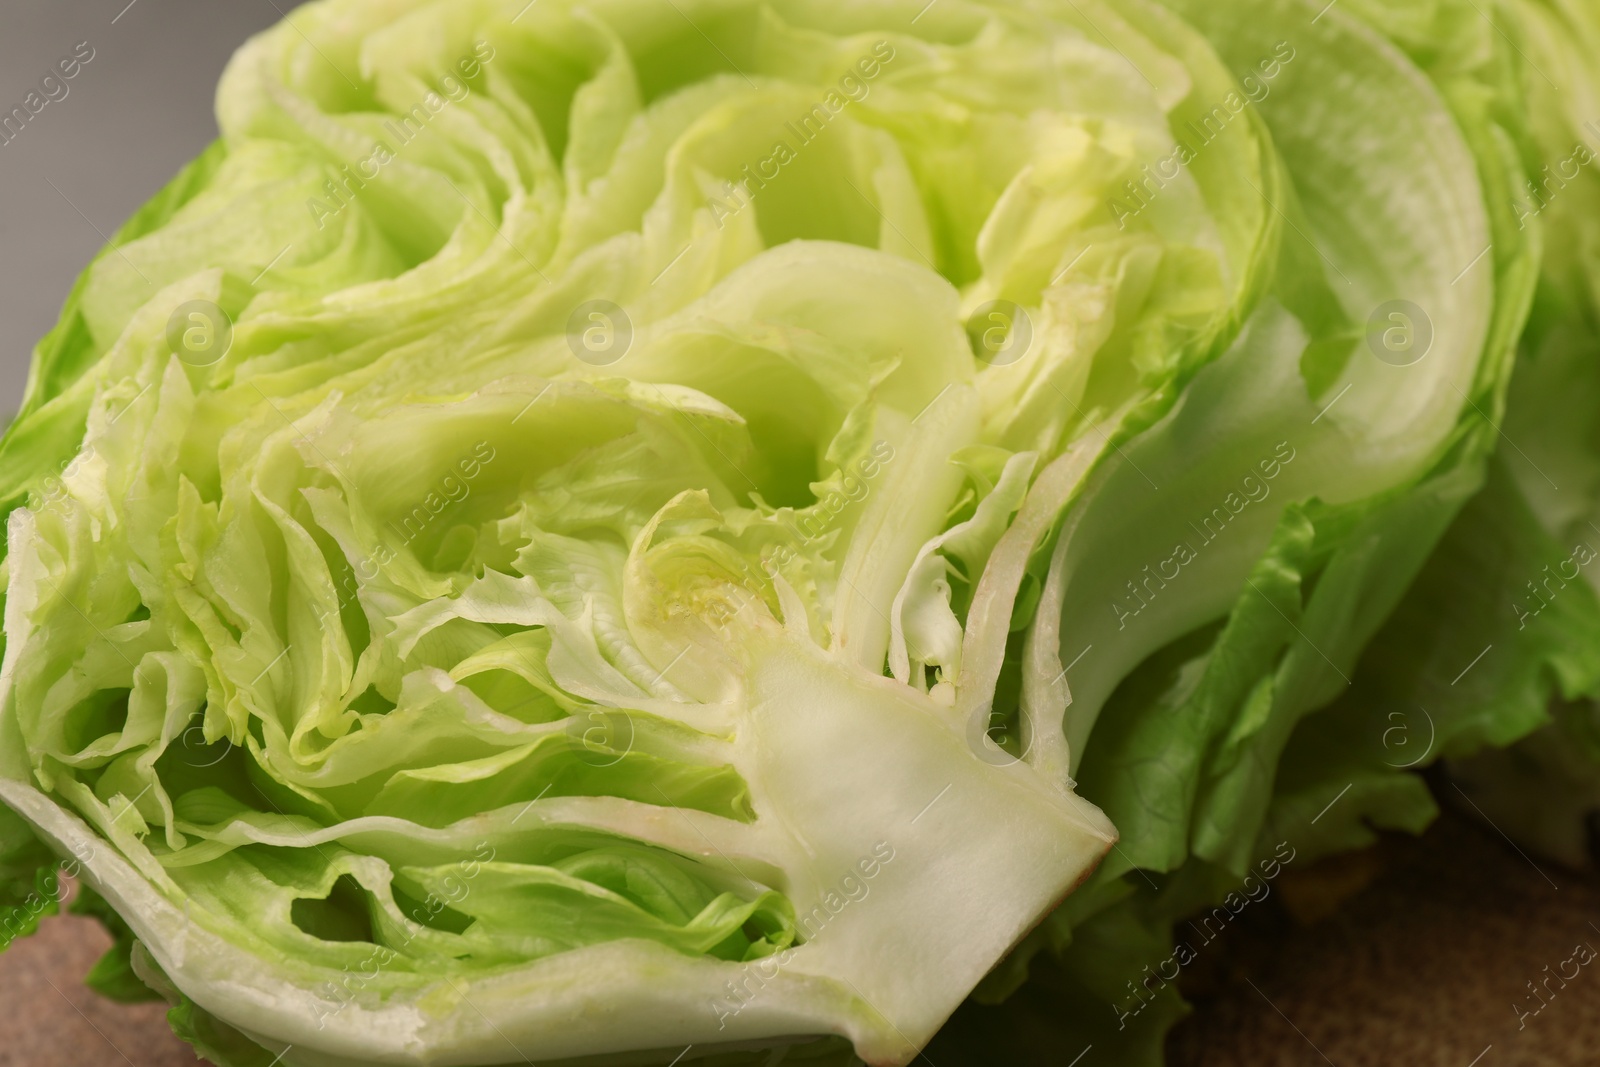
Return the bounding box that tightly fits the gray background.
[0,0,281,420]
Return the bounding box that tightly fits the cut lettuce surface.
[0,0,1268,1061]
[0,1,1573,1066]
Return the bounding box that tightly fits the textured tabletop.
[927,808,1600,1067]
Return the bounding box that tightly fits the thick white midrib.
[738,634,1117,1052]
[830,384,980,674]
[953,412,1126,784]
[887,450,1039,686]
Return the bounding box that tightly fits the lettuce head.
[0,0,1550,1065]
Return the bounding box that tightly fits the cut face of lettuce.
[0,0,1271,1061]
[0,0,1539,1065]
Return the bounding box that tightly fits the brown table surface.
[1168,808,1599,1067]
[1,809,1595,1067]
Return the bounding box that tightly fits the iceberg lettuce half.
[0,0,1542,1064]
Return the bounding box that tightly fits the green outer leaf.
[1191,460,1490,871]
[0,140,231,521]
[21,140,233,423]
[1345,460,1600,755]
[167,993,284,1067]
[70,884,163,1003]
[1280,453,1600,868]
[0,788,64,952]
